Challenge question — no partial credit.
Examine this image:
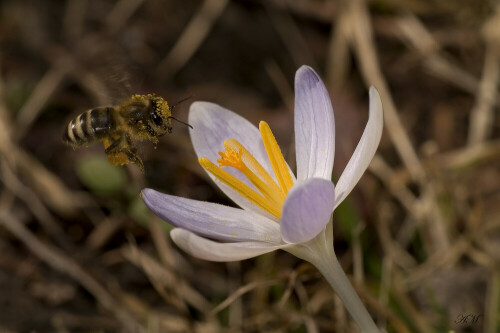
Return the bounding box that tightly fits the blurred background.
[0,0,499,332]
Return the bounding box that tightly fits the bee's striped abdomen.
[63,107,114,145]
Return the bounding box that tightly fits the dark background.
[0,0,498,332]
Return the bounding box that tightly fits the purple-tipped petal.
[280,178,335,244]
[294,66,335,182]
[142,189,281,243]
[334,86,383,208]
[171,228,289,262]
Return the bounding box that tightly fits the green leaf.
[333,198,360,240]
[76,155,126,194]
[128,195,150,224]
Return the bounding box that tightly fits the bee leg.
[123,134,145,171]
[124,150,144,171]
[105,136,144,172]
[104,137,123,154]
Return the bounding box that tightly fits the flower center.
[199,121,294,218]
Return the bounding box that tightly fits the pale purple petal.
[142,189,281,243]
[171,228,289,262]
[280,178,335,244]
[334,86,383,209]
[294,66,335,181]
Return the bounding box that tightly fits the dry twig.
[122,244,211,313]
[349,0,425,183]
[15,58,73,140]
[0,211,145,333]
[467,46,499,146]
[157,0,229,78]
[264,0,318,69]
[210,278,283,316]
[105,0,145,35]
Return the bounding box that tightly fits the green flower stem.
[288,227,381,333]
[313,252,381,333]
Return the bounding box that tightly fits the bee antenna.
[171,96,193,111]
[168,116,193,129]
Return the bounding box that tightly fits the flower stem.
[288,228,382,333]
[313,252,381,333]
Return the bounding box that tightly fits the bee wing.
[72,37,136,105]
[100,63,135,104]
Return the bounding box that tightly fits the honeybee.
[63,94,185,172]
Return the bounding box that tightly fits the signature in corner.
[454,313,483,325]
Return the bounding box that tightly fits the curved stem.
[313,253,381,333]
[287,228,381,333]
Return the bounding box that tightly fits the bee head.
[149,96,172,136]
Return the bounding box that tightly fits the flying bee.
[63,94,190,172]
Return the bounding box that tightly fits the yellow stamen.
[217,142,284,207]
[259,121,294,194]
[217,145,242,168]
[199,157,281,218]
[227,139,285,200]
[199,122,295,219]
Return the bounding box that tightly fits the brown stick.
[349,0,426,183]
[467,46,499,146]
[0,211,145,332]
[157,0,229,78]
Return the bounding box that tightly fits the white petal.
[294,66,335,181]
[171,228,289,262]
[142,189,281,243]
[189,102,272,176]
[334,87,383,209]
[189,102,273,213]
[281,178,335,244]
[189,102,295,215]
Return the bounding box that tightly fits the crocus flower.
[142,66,383,332]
